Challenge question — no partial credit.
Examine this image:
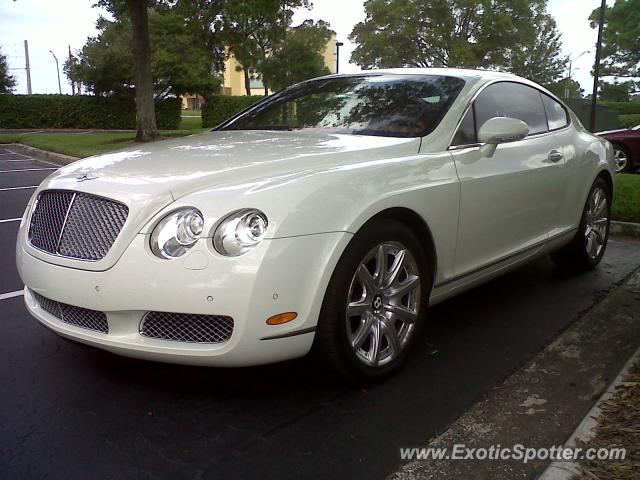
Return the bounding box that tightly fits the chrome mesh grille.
[140,312,234,343]
[32,291,109,333]
[28,190,128,261]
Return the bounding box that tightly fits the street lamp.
[49,50,62,95]
[565,50,590,99]
[335,41,344,74]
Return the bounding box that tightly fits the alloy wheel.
[613,148,628,172]
[345,241,421,367]
[584,186,609,260]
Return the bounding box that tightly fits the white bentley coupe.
[17,69,615,381]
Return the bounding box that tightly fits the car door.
[448,82,566,277]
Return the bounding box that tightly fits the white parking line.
[0,290,24,301]
[0,168,57,173]
[0,218,21,224]
[0,185,37,191]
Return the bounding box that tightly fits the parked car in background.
[17,69,615,381]
[598,125,640,173]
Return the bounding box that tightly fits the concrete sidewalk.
[391,267,640,480]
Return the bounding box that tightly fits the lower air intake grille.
[140,312,234,343]
[32,291,109,334]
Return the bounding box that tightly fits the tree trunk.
[243,66,251,96]
[263,81,268,96]
[128,0,159,142]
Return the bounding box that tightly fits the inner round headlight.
[150,207,204,259]
[213,209,268,257]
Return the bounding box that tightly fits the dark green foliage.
[600,102,640,115]
[0,48,17,94]
[619,114,640,128]
[0,95,181,130]
[202,95,263,127]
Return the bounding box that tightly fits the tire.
[313,218,432,383]
[612,144,633,173]
[551,177,611,271]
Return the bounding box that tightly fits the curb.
[610,220,640,239]
[537,345,640,480]
[2,143,79,166]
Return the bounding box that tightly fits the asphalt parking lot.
[1,146,640,480]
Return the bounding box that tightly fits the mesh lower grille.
[28,190,128,261]
[140,312,234,343]
[32,292,109,333]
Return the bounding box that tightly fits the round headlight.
[213,209,268,257]
[150,207,204,259]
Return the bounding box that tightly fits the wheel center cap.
[372,294,383,312]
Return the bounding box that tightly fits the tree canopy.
[261,19,333,91]
[590,0,640,93]
[349,0,566,85]
[0,47,17,94]
[65,10,220,98]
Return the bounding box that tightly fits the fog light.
[266,312,298,325]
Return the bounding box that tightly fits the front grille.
[28,190,128,261]
[140,312,234,343]
[32,291,109,333]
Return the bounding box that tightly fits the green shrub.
[600,101,640,115]
[0,94,181,130]
[155,97,182,130]
[202,95,263,128]
[618,114,640,128]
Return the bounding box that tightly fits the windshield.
[219,74,466,138]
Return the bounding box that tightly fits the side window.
[452,107,476,146]
[541,94,569,130]
[474,82,548,135]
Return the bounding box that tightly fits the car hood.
[53,130,421,199]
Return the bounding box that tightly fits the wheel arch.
[359,207,438,286]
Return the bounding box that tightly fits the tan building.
[182,33,338,109]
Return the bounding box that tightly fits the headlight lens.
[213,209,268,257]
[150,207,204,259]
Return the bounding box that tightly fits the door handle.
[548,150,564,163]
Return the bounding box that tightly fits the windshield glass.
[220,74,466,138]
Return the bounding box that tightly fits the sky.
[0,0,604,96]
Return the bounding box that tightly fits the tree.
[0,47,17,94]
[506,8,567,85]
[599,80,633,101]
[546,78,584,99]
[95,0,158,141]
[66,11,220,98]
[261,20,333,91]
[223,0,309,95]
[590,0,640,92]
[350,0,565,83]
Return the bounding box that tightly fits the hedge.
[0,94,182,130]
[618,114,640,128]
[600,101,640,115]
[202,95,263,128]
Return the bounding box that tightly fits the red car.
[599,124,640,173]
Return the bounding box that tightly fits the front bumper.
[17,229,352,366]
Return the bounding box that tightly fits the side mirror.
[478,117,529,157]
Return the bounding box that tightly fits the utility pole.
[68,45,75,95]
[590,0,606,132]
[49,50,62,94]
[335,41,344,74]
[24,40,32,94]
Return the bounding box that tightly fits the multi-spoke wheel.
[551,177,611,271]
[314,219,431,382]
[613,145,632,173]
[346,242,421,367]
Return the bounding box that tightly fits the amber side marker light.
[266,312,298,325]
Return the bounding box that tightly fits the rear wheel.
[613,144,633,173]
[551,177,611,271]
[313,219,432,382]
